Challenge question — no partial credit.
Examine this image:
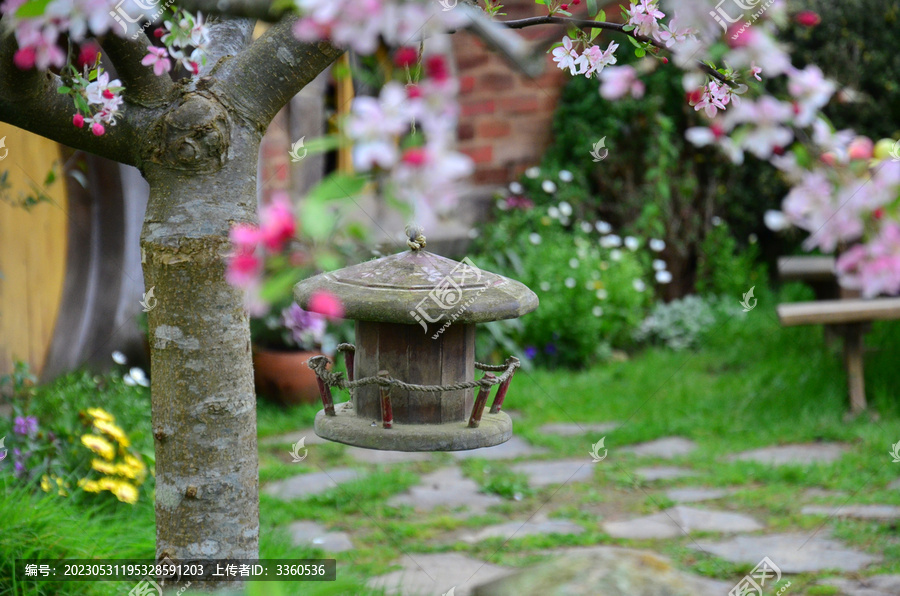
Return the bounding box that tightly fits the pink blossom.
[308,290,345,320]
[836,223,900,297]
[13,47,35,70]
[91,122,105,136]
[258,193,297,252]
[581,41,618,79]
[142,46,173,76]
[686,123,744,164]
[692,81,730,118]
[655,15,693,48]
[552,37,584,77]
[729,97,794,159]
[73,113,84,128]
[226,253,263,288]
[626,0,665,38]
[847,136,874,161]
[230,223,261,254]
[786,65,835,126]
[599,66,644,100]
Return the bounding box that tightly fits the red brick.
[458,122,475,141]
[478,73,516,91]
[461,146,493,164]
[474,166,511,185]
[459,75,477,95]
[499,96,540,114]
[476,120,512,139]
[461,100,496,117]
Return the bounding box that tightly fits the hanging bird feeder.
[294,229,538,451]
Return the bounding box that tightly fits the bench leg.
[843,325,867,415]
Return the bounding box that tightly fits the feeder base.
[314,401,512,452]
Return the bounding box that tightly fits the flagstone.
[620,437,697,459]
[538,422,619,436]
[450,436,546,460]
[603,506,762,539]
[665,487,734,503]
[801,504,900,520]
[816,575,900,596]
[727,443,847,466]
[264,468,364,500]
[345,446,432,464]
[691,533,880,573]
[457,519,585,544]
[634,466,698,481]
[369,552,514,596]
[510,459,595,487]
[287,520,354,552]
[387,467,503,514]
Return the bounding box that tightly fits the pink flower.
[141,46,173,76]
[626,0,665,38]
[581,41,618,78]
[795,10,821,27]
[91,122,105,136]
[258,193,297,252]
[230,223,260,253]
[73,113,84,128]
[599,66,644,100]
[552,37,584,76]
[225,253,263,288]
[13,47,35,69]
[848,136,874,161]
[836,223,900,297]
[308,290,345,320]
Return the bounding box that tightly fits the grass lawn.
[4,284,900,595]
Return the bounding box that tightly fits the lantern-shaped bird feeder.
[294,230,538,451]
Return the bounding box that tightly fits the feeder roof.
[294,249,538,325]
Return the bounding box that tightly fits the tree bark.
[139,88,262,568]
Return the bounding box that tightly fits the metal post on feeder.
[295,228,538,452]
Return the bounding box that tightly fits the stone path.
[510,459,594,487]
[259,426,892,594]
[387,467,503,514]
[368,553,514,596]
[801,504,900,519]
[538,422,618,436]
[727,442,848,466]
[450,436,546,460]
[455,518,584,544]
[603,505,762,539]
[264,468,364,500]
[620,437,697,459]
[287,520,354,552]
[634,466,698,481]
[691,533,881,573]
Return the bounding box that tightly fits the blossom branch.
[499,15,730,85]
[100,31,176,105]
[199,17,256,76]
[216,16,343,130]
[0,28,148,166]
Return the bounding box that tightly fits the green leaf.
[300,134,345,155]
[305,172,367,203]
[627,35,642,48]
[259,268,303,304]
[534,0,546,5]
[14,0,51,17]
[597,8,605,21]
[635,48,646,58]
[586,0,597,17]
[299,199,333,241]
[56,86,71,94]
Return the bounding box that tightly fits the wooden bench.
[777,298,900,414]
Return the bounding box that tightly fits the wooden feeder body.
[355,321,475,424]
[294,249,538,451]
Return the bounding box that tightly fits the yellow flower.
[104,479,139,504]
[80,480,102,493]
[85,408,115,423]
[81,434,116,460]
[55,477,69,497]
[92,459,118,475]
[40,475,52,493]
[93,419,130,447]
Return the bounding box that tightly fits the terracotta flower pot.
[252,348,324,406]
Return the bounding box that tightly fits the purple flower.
[544,343,558,355]
[281,304,326,349]
[524,346,537,359]
[13,416,38,436]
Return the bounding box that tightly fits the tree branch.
[173,0,286,21]
[499,16,730,85]
[199,17,256,77]
[214,16,343,131]
[0,27,152,167]
[101,30,176,105]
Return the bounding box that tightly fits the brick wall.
[454,1,570,187]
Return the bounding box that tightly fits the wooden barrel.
[0,123,148,380]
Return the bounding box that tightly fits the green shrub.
[471,169,663,368]
[634,295,742,351]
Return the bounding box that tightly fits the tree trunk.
[140,92,261,566]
